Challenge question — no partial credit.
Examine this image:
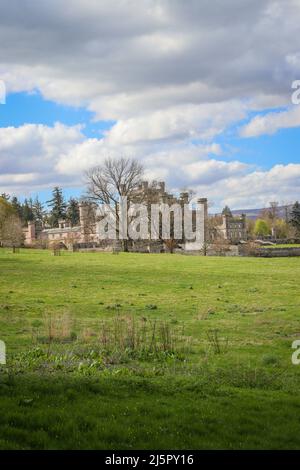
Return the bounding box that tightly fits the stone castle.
[23,181,246,251]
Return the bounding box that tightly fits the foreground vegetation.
[0,248,300,449]
[264,243,300,248]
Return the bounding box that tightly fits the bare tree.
[211,236,231,256]
[139,182,193,252]
[259,201,280,239]
[85,157,144,251]
[207,214,223,241]
[180,187,196,203]
[65,231,81,251]
[164,238,178,254]
[1,215,24,252]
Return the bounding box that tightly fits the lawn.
[0,248,300,449]
[264,244,300,248]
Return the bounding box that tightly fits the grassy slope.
[264,244,300,248]
[0,248,300,449]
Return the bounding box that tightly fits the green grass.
[1,248,300,449]
[263,244,300,248]
[262,243,300,248]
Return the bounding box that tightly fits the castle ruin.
[23,181,246,252]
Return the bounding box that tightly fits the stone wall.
[23,181,208,252]
[254,247,300,257]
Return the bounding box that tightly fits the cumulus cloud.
[0,123,84,191]
[0,0,299,116]
[0,121,298,210]
[240,106,300,137]
[0,1,300,207]
[202,164,300,209]
[106,101,246,145]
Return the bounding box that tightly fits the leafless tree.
[164,238,178,254]
[211,236,231,256]
[85,157,144,251]
[180,187,196,203]
[207,214,223,241]
[259,201,280,239]
[1,215,24,252]
[65,231,81,251]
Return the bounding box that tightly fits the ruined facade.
[23,181,208,252]
[217,213,247,243]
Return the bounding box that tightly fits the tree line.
[1,157,300,251]
[0,187,80,229]
[208,201,300,241]
[248,201,300,239]
[0,187,81,250]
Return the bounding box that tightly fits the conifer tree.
[66,198,80,226]
[32,196,46,224]
[289,201,300,235]
[46,187,67,227]
[22,198,35,223]
[10,196,23,219]
[222,206,232,217]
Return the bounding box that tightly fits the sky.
[0,0,300,211]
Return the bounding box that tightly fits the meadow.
[264,244,300,248]
[0,248,300,449]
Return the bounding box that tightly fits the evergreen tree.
[32,196,46,224]
[66,198,80,226]
[222,205,232,217]
[11,196,23,219]
[46,187,67,227]
[22,198,34,224]
[289,201,300,235]
[1,192,10,201]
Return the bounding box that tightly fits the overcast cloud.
[0,0,300,208]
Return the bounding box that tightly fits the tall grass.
[32,313,192,366]
[34,312,76,347]
[96,315,191,360]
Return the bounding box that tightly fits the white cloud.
[184,160,248,185]
[0,173,38,185]
[0,0,299,117]
[240,106,300,137]
[105,101,246,145]
[0,123,84,190]
[204,164,300,209]
[0,1,300,208]
[0,122,299,210]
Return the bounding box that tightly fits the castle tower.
[197,198,208,242]
[78,202,95,242]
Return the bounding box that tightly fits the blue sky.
[215,124,300,169]
[1,90,299,208]
[0,91,114,139]
[0,0,299,211]
[2,92,299,170]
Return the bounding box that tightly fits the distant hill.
[230,205,293,220]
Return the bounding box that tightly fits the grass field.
[0,248,300,449]
[264,244,300,248]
